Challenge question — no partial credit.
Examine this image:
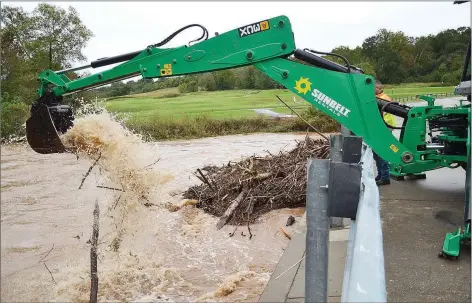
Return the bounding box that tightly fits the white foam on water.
[53,254,194,302]
[61,102,171,205]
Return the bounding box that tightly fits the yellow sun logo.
[294,77,312,95]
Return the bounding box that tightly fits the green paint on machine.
[24,14,471,260]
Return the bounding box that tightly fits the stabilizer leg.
[439,223,470,260]
[439,147,471,260]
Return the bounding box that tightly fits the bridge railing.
[305,128,387,302]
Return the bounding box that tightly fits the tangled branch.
[183,135,330,225]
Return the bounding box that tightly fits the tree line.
[327,27,470,84]
[92,67,286,98]
[94,26,470,98]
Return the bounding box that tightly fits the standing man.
[374,80,395,186]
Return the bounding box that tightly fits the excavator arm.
[26,15,470,178]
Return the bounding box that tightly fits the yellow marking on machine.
[259,20,270,31]
[160,64,173,76]
[390,144,399,153]
[294,77,311,95]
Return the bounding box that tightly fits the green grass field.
[104,84,456,121]
[101,83,456,141]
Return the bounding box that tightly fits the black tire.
[461,162,467,170]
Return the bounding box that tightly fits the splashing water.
[2,98,299,302]
[50,101,189,301]
[59,101,172,255]
[60,100,171,205]
[54,254,193,303]
[195,270,256,302]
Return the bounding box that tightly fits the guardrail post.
[329,135,345,228]
[305,158,330,303]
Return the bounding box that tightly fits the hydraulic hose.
[377,99,409,119]
[91,51,142,68]
[90,23,209,69]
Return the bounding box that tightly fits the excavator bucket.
[25,94,74,154]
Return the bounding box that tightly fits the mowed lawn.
[105,85,456,120]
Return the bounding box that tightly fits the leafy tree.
[1,3,93,140]
[187,81,198,92]
[357,62,376,76]
[254,69,278,89]
[30,4,93,69]
[1,6,40,105]
[235,66,256,89]
[178,80,198,93]
[197,73,217,91]
[213,70,236,90]
[1,3,93,104]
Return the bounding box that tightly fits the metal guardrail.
[305,130,386,303]
[340,143,387,302]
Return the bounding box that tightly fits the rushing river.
[1,129,319,302]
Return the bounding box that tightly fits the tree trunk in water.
[90,200,100,303]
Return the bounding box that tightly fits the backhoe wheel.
[460,162,467,170]
[392,175,405,181]
[438,252,459,260]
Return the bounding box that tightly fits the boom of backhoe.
[25,14,471,259]
[27,15,469,173]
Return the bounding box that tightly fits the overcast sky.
[7,1,472,78]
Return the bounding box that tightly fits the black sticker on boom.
[238,20,270,38]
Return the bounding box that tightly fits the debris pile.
[182,135,330,227]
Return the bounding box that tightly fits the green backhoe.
[24,14,470,259]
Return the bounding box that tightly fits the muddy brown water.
[1,132,322,302]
